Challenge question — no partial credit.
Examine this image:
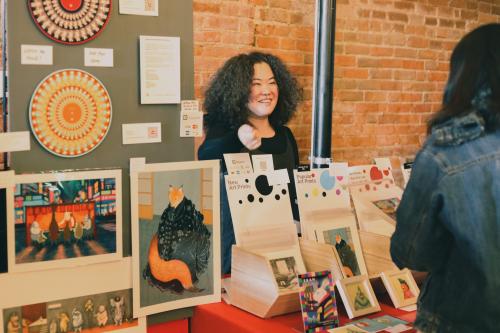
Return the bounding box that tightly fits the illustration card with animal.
[336,275,381,319]
[298,270,339,332]
[2,288,145,333]
[0,171,14,275]
[225,171,294,245]
[7,170,122,273]
[266,248,306,293]
[313,218,367,278]
[130,159,221,317]
[327,324,368,332]
[380,269,420,308]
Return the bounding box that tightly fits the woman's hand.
[237,124,262,150]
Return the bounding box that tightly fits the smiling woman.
[198,52,303,274]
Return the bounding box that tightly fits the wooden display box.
[229,238,343,318]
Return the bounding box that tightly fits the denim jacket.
[390,112,500,333]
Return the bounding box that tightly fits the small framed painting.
[130,159,221,317]
[380,269,419,308]
[7,169,122,273]
[313,217,367,278]
[336,275,381,319]
[298,270,339,332]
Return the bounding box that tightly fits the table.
[191,295,417,333]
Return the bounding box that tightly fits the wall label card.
[181,100,199,112]
[0,132,30,153]
[84,48,114,67]
[21,45,53,65]
[139,36,180,104]
[119,0,159,16]
[122,123,162,145]
[180,110,203,137]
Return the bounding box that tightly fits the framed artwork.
[130,159,221,317]
[0,258,144,333]
[28,0,112,45]
[380,269,420,308]
[7,169,122,273]
[225,171,294,244]
[336,275,381,319]
[266,248,306,293]
[313,218,367,278]
[0,171,14,274]
[29,69,112,158]
[298,270,339,332]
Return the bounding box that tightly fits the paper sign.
[180,110,203,137]
[181,100,199,112]
[0,131,30,152]
[122,123,161,144]
[140,35,180,104]
[84,48,114,67]
[266,169,290,185]
[21,45,53,65]
[251,154,274,172]
[224,153,253,175]
[119,0,159,16]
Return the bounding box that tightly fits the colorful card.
[298,271,339,332]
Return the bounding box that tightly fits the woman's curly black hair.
[203,52,303,131]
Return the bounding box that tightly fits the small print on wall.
[7,170,122,273]
[130,159,221,317]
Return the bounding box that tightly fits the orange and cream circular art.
[29,69,112,157]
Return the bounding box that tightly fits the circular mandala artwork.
[28,0,112,45]
[29,69,112,157]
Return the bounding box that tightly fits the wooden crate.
[229,239,343,318]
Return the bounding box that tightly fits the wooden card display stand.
[348,163,402,277]
[225,171,327,318]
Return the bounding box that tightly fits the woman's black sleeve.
[197,125,243,161]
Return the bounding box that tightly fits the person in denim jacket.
[390,23,500,333]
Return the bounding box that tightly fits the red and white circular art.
[29,69,112,157]
[28,0,112,45]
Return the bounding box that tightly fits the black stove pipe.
[311,0,336,168]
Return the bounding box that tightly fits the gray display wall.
[7,1,195,257]
[6,1,195,323]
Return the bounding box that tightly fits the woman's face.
[247,62,279,119]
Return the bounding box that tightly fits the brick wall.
[193,0,500,166]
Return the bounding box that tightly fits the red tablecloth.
[148,319,188,333]
[192,296,417,333]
